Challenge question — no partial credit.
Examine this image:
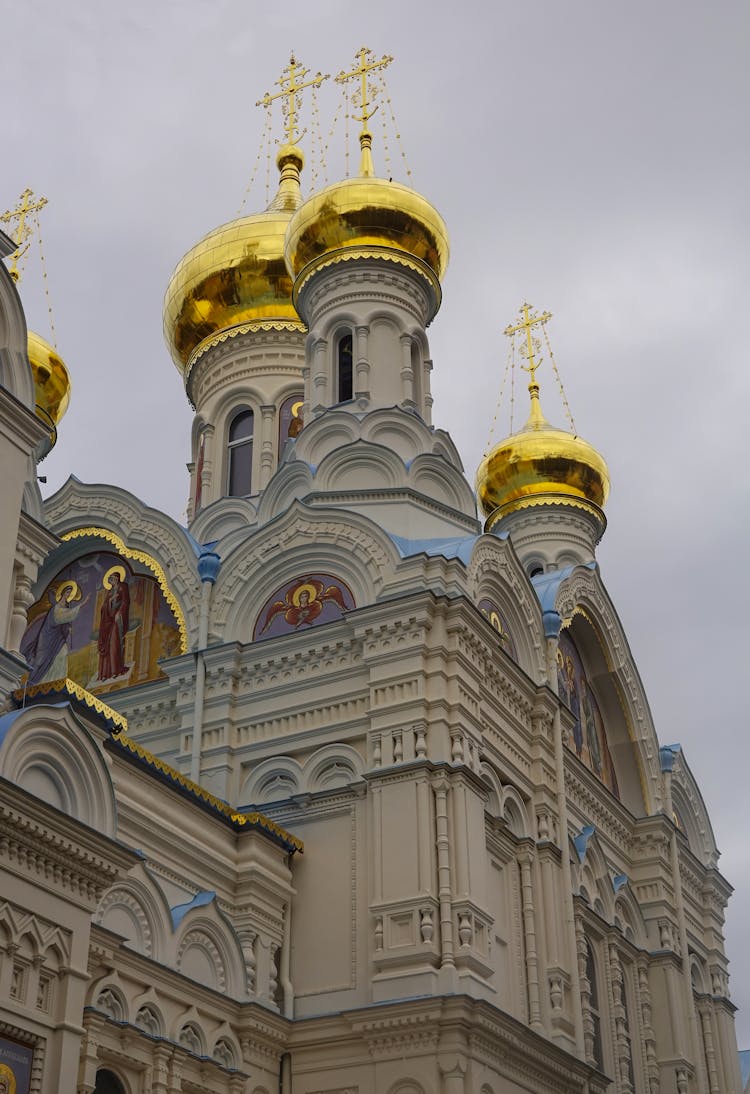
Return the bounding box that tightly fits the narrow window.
[227,409,254,497]
[337,333,353,403]
[586,940,604,1070]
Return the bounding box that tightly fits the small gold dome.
[284,134,449,313]
[27,330,71,450]
[163,146,306,374]
[476,391,609,531]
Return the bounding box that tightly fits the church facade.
[0,51,743,1094]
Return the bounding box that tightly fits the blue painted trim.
[170,890,216,929]
[574,824,596,864]
[660,744,681,772]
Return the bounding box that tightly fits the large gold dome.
[163,146,306,374]
[476,393,609,531]
[27,330,71,451]
[284,134,449,314]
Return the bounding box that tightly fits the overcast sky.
[3,0,749,1046]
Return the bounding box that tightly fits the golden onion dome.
[476,384,609,532]
[284,132,449,318]
[27,330,71,452]
[163,145,306,376]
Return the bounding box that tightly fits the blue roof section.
[531,562,596,638]
[388,533,479,566]
[0,702,70,747]
[170,890,216,929]
[739,1049,750,1087]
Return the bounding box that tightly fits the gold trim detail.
[292,247,442,310]
[485,493,606,533]
[186,319,306,377]
[61,527,188,652]
[113,734,303,851]
[11,678,303,852]
[16,677,129,732]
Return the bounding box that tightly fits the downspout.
[190,550,220,784]
[280,897,294,1018]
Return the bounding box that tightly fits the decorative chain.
[542,324,578,435]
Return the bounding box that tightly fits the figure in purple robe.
[20,584,88,685]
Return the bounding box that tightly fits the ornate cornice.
[0,778,138,905]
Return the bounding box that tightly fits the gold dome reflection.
[476,394,609,531]
[163,147,306,373]
[27,330,71,449]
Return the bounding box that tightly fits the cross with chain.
[256,54,329,146]
[0,188,48,282]
[335,46,393,133]
[504,302,553,386]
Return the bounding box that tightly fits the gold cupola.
[476,305,609,535]
[162,143,307,380]
[284,50,449,323]
[27,330,71,454]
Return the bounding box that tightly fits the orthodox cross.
[335,46,393,133]
[0,188,48,282]
[504,302,552,387]
[256,54,329,146]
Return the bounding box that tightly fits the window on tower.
[227,408,254,497]
[337,332,353,403]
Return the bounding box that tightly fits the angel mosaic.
[254,574,355,640]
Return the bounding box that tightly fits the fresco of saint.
[477,598,518,662]
[254,574,354,641]
[0,1062,16,1094]
[20,550,183,697]
[20,580,90,685]
[557,630,619,798]
[96,565,130,681]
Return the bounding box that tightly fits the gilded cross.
[504,302,552,386]
[256,54,329,146]
[0,188,48,282]
[335,46,393,133]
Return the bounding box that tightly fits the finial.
[0,188,48,282]
[335,47,393,176]
[256,54,329,148]
[504,302,552,426]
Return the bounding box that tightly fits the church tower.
[162,58,327,532]
[262,49,476,540]
[476,303,609,574]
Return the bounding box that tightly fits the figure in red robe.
[97,569,130,680]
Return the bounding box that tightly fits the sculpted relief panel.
[21,551,184,696]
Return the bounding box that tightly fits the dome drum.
[284,174,449,325]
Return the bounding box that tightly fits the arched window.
[227,409,254,497]
[336,332,353,403]
[585,939,604,1070]
[93,1071,127,1094]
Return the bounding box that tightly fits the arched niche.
[0,704,117,834]
[93,1070,128,1094]
[557,615,644,813]
[468,535,547,683]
